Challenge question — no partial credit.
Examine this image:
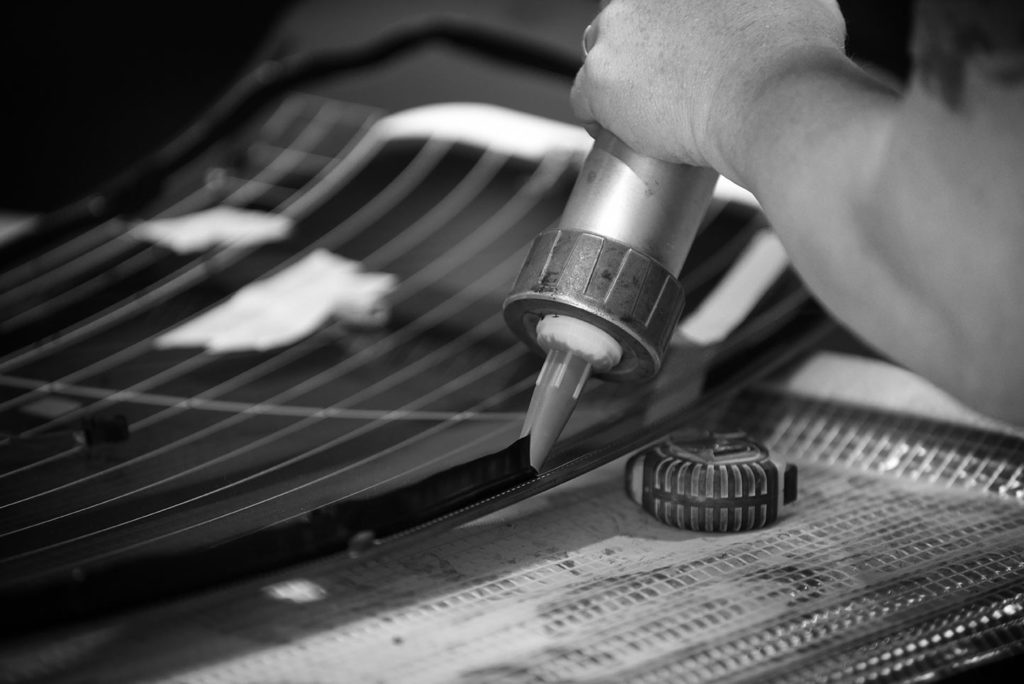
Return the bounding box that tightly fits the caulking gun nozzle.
[521,348,592,472]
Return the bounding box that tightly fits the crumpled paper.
[133,206,293,253]
[155,249,397,352]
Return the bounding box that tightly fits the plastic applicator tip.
[521,348,592,471]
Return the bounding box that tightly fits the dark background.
[0,0,912,213]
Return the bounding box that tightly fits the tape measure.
[625,431,796,532]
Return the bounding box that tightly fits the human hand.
[570,0,846,176]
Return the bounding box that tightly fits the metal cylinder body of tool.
[504,129,718,381]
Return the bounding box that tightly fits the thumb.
[570,66,597,126]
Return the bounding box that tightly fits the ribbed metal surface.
[503,229,686,380]
[628,440,781,532]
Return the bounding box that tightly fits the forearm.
[570,0,1024,422]
[725,48,1024,422]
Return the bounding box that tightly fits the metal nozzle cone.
[521,349,592,471]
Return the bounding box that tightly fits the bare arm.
[572,0,1024,423]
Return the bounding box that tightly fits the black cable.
[26,14,582,247]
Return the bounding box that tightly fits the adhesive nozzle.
[521,348,592,471]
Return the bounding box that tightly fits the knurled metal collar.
[503,229,686,382]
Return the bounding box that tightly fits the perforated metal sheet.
[164,391,1022,684]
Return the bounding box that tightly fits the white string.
[0,103,382,373]
[362,150,506,269]
[0,311,509,516]
[1,146,550,445]
[0,374,522,421]
[0,345,533,567]
[0,154,569,534]
[0,108,388,481]
[0,95,324,306]
[8,378,535,574]
[0,100,344,334]
[0,221,138,308]
[0,230,541,535]
[0,96,797,580]
[0,135,424,493]
[1,287,816,572]
[0,138,488,468]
